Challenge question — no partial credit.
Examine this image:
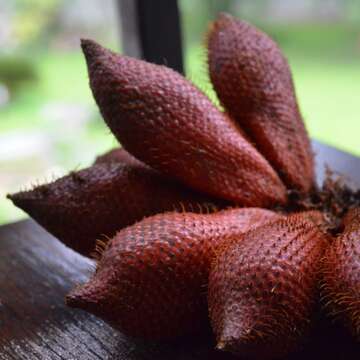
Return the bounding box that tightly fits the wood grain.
[0,220,230,360]
[0,141,359,359]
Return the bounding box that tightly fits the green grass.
[0,51,115,224]
[1,23,360,224]
[291,59,360,155]
[264,23,360,60]
[0,52,93,132]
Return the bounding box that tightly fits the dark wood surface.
[0,220,227,360]
[1,141,359,359]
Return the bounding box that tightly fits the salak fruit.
[8,161,220,256]
[94,147,143,167]
[207,13,314,192]
[322,208,360,340]
[80,38,287,207]
[8,11,359,358]
[208,214,328,359]
[66,208,281,339]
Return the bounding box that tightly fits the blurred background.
[1,0,360,225]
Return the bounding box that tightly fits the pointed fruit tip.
[65,292,78,308]
[6,188,42,212]
[80,38,108,62]
[80,38,98,51]
[217,12,233,22]
[216,340,226,351]
[66,285,90,309]
[66,279,105,312]
[7,191,26,208]
[209,12,232,34]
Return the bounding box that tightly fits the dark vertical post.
[118,0,184,74]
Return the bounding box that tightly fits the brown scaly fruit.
[66,208,281,339]
[208,214,328,359]
[322,208,360,340]
[297,210,329,234]
[207,13,314,193]
[296,210,334,246]
[7,162,219,256]
[94,147,143,167]
[80,39,287,207]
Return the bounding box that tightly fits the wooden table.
[1,141,359,359]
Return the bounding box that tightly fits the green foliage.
[12,0,60,45]
[263,23,360,60]
[0,56,37,92]
[0,51,93,132]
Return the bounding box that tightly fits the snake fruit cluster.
[67,208,280,339]
[8,13,359,359]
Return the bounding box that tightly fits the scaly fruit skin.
[207,13,314,193]
[295,210,330,236]
[94,147,143,167]
[66,208,281,339]
[208,214,328,360]
[81,39,287,207]
[322,208,360,340]
[8,162,219,256]
[299,210,326,229]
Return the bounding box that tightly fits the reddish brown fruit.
[94,147,143,167]
[66,208,281,339]
[208,214,328,359]
[81,39,287,207]
[207,13,314,193]
[297,210,324,226]
[322,208,360,340]
[297,210,329,233]
[8,162,219,256]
